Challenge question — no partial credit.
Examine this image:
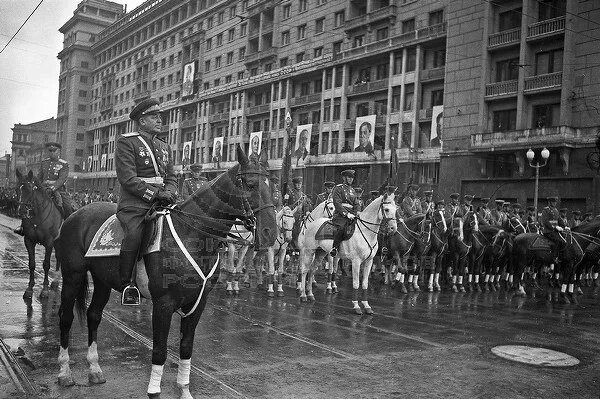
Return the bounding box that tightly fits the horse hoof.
[364,307,374,315]
[576,287,584,296]
[148,393,161,399]
[560,294,570,304]
[256,283,264,290]
[476,284,482,293]
[428,286,433,293]
[353,307,363,315]
[233,290,239,296]
[58,375,75,387]
[88,371,106,385]
[300,296,307,302]
[277,291,285,297]
[459,285,466,293]
[435,284,442,292]
[226,290,232,296]
[413,285,421,292]
[307,294,315,301]
[326,288,332,294]
[451,285,458,293]
[267,291,275,298]
[23,289,33,300]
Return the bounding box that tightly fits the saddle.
[315,220,355,241]
[529,235,553,251]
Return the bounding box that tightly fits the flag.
[388,135,399,187]
[280,128,293,204]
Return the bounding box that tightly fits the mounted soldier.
[421,190,434,220]
[315,181,335,204]
[459,194,474,216]
[490,199,506,226]
[525,206,540,233]
[116,98,177,305]
[14,142,76,236]
[366,190,379,207]
[478,197,492,225]
[540,196,569,259]
[558,208,569,228]
[330,169,360,257]
[402,184,422,217]
[269,176,283,211]
[447,193,461,218]
[569,210,582,228]
[287,175,312,246]
[582,212,593,224]
[181,163,208,201]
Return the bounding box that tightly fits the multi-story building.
[62,0,448,194]
[0,154,10,188]
[442,0,600,211]
[9,117,56,184]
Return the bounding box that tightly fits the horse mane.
[404,214,425,229]
[572,218,600,235]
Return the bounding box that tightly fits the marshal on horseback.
[54,98,277,398]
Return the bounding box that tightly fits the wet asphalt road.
[0,214,598,399]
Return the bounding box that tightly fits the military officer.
[116,98,177,305]
[558,208,569,228]
[569,210,582,228]
[402,184,423,217]
[421,190,435,220]
[582,212,593,224]
[330,170,361,257]
[447,193,461,218]
[269,176,283,211]
[540,197,569,257]
[286,176,312,215]
[525,206,539,233]
[315,181,335,204]
[490,199,506,226]
[354,187,365,211]
[459,194,474,216]
[14,142,77,236]
[366,190,379,207]
[181,163,208,201]
[478,197,492,225]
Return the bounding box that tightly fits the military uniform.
[490,200,507,227]
[271,183,283,211]
[459,195,474,217]
[478,198,492,225]
[182,175,209,200]
[354,188,365,211]
[38,156,76,217]
[558,209,569,229]
[421,191,434,220]
[330,170,360,255]
[540,198,566,252]
[569,211,582,229]
[288,186,312,215]
[315,181,335,204]
[365,190,379,207]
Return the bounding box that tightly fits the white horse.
[266,205,296,297]
[297,190,398,314]
[225,219,254,294]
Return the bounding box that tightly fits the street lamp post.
[526,147,550,222]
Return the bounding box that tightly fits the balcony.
[208,112,229,123]
[133,89,151,101]
[244,47,277,65]
[485,80,518,98]
[344,5,397,32]
[135,54,152,65]
[247,0,276,16]
[527,16,565,41]
[246,104,271,115]
[347,78,389,96]
[470,126,583,152]
[99,101,113,113]
[524,72,562,93]
[180,119,196,129]
[418,108,433,121]
[420,66,445,82]
[289,93,322,107]
[488,28,521,49]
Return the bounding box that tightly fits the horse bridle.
[17,181,55,225]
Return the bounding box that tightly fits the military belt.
[140,176,164,186]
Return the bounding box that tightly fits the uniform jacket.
[490,209,507,226]
[332,183,359,220]
[288,188,312,214]
[459,203,473,217]
[421,200,434,219]
[540,206,562,234]
[315,192,330,204]
[38,158,68,191]
[115,131,177,210]
[182,177,208,200]
[402,196,422,217]
[478,207,492,225]
[446,202,461,218]
[569,218,581,229]
[271,187,282,211]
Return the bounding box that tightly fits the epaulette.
[121,132,139,137]
[154,136,166,143]
[42,158,50,162]
[59,159,68,164]
[335,184,344,187]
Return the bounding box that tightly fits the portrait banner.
[87,155,93,171]
[249,131,263,162]
[182,140,193,167]
[182,62,195,97]
[354,115,376,153]
[430,105,444,143]
[294,124,312,166]
[212,137,223,165]
[100,153,107,171]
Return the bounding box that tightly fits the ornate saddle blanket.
[529,235,553,251]
[315,221,355,241]
[85,214,164,258]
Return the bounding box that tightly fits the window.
[376,63,388,80]
[393,54,403,74]
[496,58,519,81]
[300,82,310,96]
[214,78,220,87]
[76,133,84,141]
[406,48,416,72]
[535,49,563,75]
[250,67,258,76]
[75,149,84,157]
[538,0,566,21]
[205,60,211,72]
[432,49,446,68]
[81,61,89,68]
[402,18,415,33]
[498,8,522,31]
[376,27,389,41]
[297,24,306,40]
[334,10,345,27]
[333,99,341,119]
[493,109,517,132]
[315,18,324,34]
[314,47,323,58]
[229,5,236,19]
[79,75,88,83]
[206,38,212,50]
[207,17,213,29]
[324,99,331,121]
[228,28,235,42]
[281,31,290,45]
[218,12,224,24]
[296,52,305,63]
[353,35,364,48]
[331,131,339,153]
[299,0,308,12]
[215,56,221,68]
[78,104,87,112]
[240,23,247,36]
[333,41,342,55]
[429,9,444,25]
[283,4,291,19]
[404,85,414,110]
[238,71,245,79]
[356,102,369,117]
[321,131,329,154]
[431,89,444,107]
[401,123,412,148]
[216,33,223,46]
[239,47,246,60]
[280,57,288,67]
[227,52,234,64]
[77,118,86,126]
[78,90,87,97]
[241,0,248,13]
[533,103,560,128]
[264,63,272,72]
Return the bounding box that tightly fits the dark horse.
[55,147,277,398]
[15,169,63,299]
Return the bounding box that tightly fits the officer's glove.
[555,226,564,232]
[155,190,175,204]
[283,194,289,200]
[347,213,355,220]
[564,226,571,231]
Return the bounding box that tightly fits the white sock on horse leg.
[233,281,239,291]
[452,275,457,284]
[555,273,560,280]
[277,283,284,292]
[296,281,301,289]
[58,347,71,379]
[267,283,274,292]
[594,273,599,280]
[177,358,191,386]
[509,275,513,284]
[457,276,463,285]
[561,284,567,293]
[468,274,472,283]
[484,274,489,282]
[226,281,232,290]
[326,282,332,289]
[395,272,401,281]
[568,283,574,293]
[361,300,371,309]
[408,275,413,284]
[147,364,164,394]
[87,342,102,374]
[475,275,479,283]
[428,274,434,286]
[399,274,405,283]
[434,273,440,285]
[352,300,360,308]
[550,263,555,271]
[413,275,418,286]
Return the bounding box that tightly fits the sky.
[0,0,146,156]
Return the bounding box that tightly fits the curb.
[0,338,39,396]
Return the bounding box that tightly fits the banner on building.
[430,105,444,146]
[294,124,312,166]
[86,156,93,171]
[182,140,193,167]
[212,137,223,165]
[182,62,195,97]
[249,131,262,162]
[354,115,376,154]
[100,153,107,171]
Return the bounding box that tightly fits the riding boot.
[13,224,24,236]
[330,228,343,257]
[119,250,140,306]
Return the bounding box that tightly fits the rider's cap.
[354,187,364,194]
[269,175,279,183]
[450,193,459,199]
[292,176,303,183]
[464,194,474,201]
[386,185,397,194]
[495,199,504,205]
[189,163,202,171]
[370,190,379,196]
[323,181,335,188]
[584,211,593,217]
[559,208,568,212]
[512,203,521,209]
[408,184,419,191]
[130,98,160,121]
[45,142,61,150]
[573,210,581,215]
[341,169,355,178]
[435,199,445,206]
[547,196,559,202]
[424,190,433,196]
[503,202,511,207]
[481,197,490,202]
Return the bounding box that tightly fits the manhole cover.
[491,345,579,367]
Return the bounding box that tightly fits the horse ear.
[15,169,23,181]
[237,144,249,168]
[27,170,34,180]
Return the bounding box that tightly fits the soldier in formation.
[330,170,360,257]
[181,163,208,201]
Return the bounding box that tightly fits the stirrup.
[330,247,338,257]
[121,285,141,306]
[13,226,24,236]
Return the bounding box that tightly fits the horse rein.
[17,182,57,227]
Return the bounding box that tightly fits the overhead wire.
[0,0,45,56]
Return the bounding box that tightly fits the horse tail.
[75,273,88,322]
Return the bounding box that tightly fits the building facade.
[9,117,56,184]
[442,0,600,212]
[0,154,10,188]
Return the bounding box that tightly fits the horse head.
[508,216,526,235]
[277,206,295,242]
[236,146,277,250]
[381,186,398,233]
[463,211,479,233]
[15,169,47,219]
[490,229,509,257]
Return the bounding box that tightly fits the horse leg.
[57,271,87,387]
[147,300,176,398]
[361,259,374,315]
[23,238,36,299]
[351,258,362,315]
[276,246,286,297]
[298,249,311,302]
[225,245,235,295]
[394,254,407,294]
[39,243,53,298]
[331,257,339,294]
[177,297,209,399]
[412,256,421,292]
[326,256,333,294]
[87,278,111,385]
[264,247,275,297]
